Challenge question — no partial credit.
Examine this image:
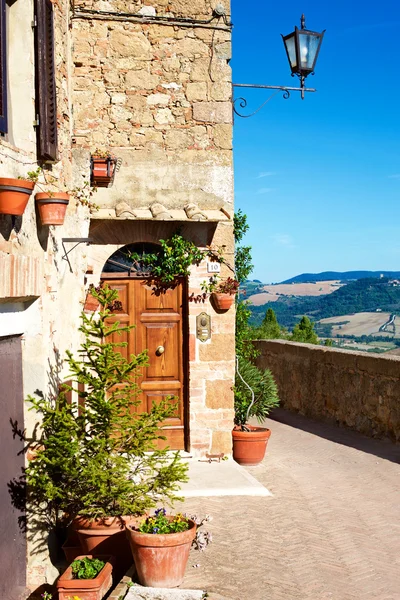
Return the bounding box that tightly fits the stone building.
[0,0,234,594]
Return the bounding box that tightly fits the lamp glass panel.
[284,34,297,68]
[298,33,320,70]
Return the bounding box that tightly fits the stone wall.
[71,0,233,215]
[255,340,400,442]
[72,0,236,456]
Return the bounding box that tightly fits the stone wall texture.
[255,340,400,443]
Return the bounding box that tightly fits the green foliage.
[129,233,205,286]
[234,357,279,426]
[71,557,105,580]
[255,308,283,340]
[234,209,253,285]
[324,338,333,347]
[290,316,319,344]
[138,508,189,534]
[235,301,258,362]
[25,285,188,527]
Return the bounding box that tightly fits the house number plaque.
[196,312,211,342]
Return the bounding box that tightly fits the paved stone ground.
[178,410,400,600]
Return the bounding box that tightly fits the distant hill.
[249,277,400,328]
[281,271,400,284]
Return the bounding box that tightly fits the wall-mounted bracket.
[62,238,93,272]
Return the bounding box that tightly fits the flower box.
[57,555,114,600]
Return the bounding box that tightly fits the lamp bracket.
[232,82,316,118]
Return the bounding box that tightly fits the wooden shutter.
[35,0,58,161]
[0,0,7,134]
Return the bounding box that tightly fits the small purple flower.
[152,527,159,534]
[155,508,166,517]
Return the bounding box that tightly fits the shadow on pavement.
[269,408,400,464]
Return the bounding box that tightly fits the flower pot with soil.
[36,192,69,226]
[126,510,197,588]
[0,178,35,215]
[91,152,117,187]
[57,555,114,600]
[233,356,279,466]
[210,277,239,311]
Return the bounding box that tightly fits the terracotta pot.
[212,292,235,310]
[126,518,197,588]
[91,156,116,187]
[0,178,34,215]
[62,529,82,563]
[35,192,69,225]
[57,554,114,600]
[74,516,135,576]
[232,425,271,466]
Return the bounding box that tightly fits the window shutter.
[0,0,7,134]
[35,0,58,161]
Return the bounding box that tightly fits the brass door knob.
[156,345,165,356]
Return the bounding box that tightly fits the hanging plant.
[129,233,208,289]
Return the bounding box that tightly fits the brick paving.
[179,410,400,600]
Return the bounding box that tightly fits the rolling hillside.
[281,271,400,284]
[249,277,400,329]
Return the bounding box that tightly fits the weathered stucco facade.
[0,0,234,593]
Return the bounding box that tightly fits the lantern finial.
[301,14,306,30]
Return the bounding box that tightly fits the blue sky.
[232,0,400,283]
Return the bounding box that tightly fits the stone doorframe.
[86,219,235,457]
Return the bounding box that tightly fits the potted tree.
[232,356,280,466]
[57,555,114,600]
[24,285,188,575]
[90,149,118,187]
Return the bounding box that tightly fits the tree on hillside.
[255,307,283,340]
[290,315,319,345]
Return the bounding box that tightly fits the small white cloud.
[257,171,275,178]
[272,234,296,248]
[256,187,273,194]
[388,174,400,179]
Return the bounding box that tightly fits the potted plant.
[210,277,240,310]
[90,149,118,187]
[57,555,114,600]
[232,356,280,466]
[126,509,197,588]
[0,173,35,216]
[23,285,188,575]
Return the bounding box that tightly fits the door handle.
[156,345,165,356]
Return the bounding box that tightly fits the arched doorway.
[101,243,188,451]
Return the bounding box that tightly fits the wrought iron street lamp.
[233,15,325,117]
[282,14,325,99]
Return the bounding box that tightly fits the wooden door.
[0,336,27,600]
[103,278,186,450]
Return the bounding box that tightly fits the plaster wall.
[0,0,90,590]
[255,340,400,442]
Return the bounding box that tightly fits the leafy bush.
[71,557,105,580]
